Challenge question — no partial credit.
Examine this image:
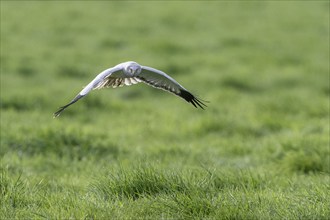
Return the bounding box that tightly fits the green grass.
[1,1,329,219]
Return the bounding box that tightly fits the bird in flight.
[54,61,207,117]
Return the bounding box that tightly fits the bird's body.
[54,61,206,117]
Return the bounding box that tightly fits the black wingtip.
[53,104,71,118]
[53,94,84,118]
[179,89,208,109]
[53,106,66,118]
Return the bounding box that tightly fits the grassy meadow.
[1,1,329,219]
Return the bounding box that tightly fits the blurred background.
[0,1,329,218]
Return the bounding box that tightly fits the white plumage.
[54,61,206,117]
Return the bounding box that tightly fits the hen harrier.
[54,61,206,117]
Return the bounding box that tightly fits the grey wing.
[54,66,126,117]
[137,66,207,109]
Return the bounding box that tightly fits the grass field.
[1,1,329,219]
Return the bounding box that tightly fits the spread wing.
[54,63,207,118]
[54,65,132,117]
[137,66,207,109]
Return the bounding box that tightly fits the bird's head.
[124,61,142,76]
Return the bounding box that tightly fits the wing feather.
[94,76,141,89]
[53,65,124,117]
[138,66,207,109]
[54,62,206,118]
